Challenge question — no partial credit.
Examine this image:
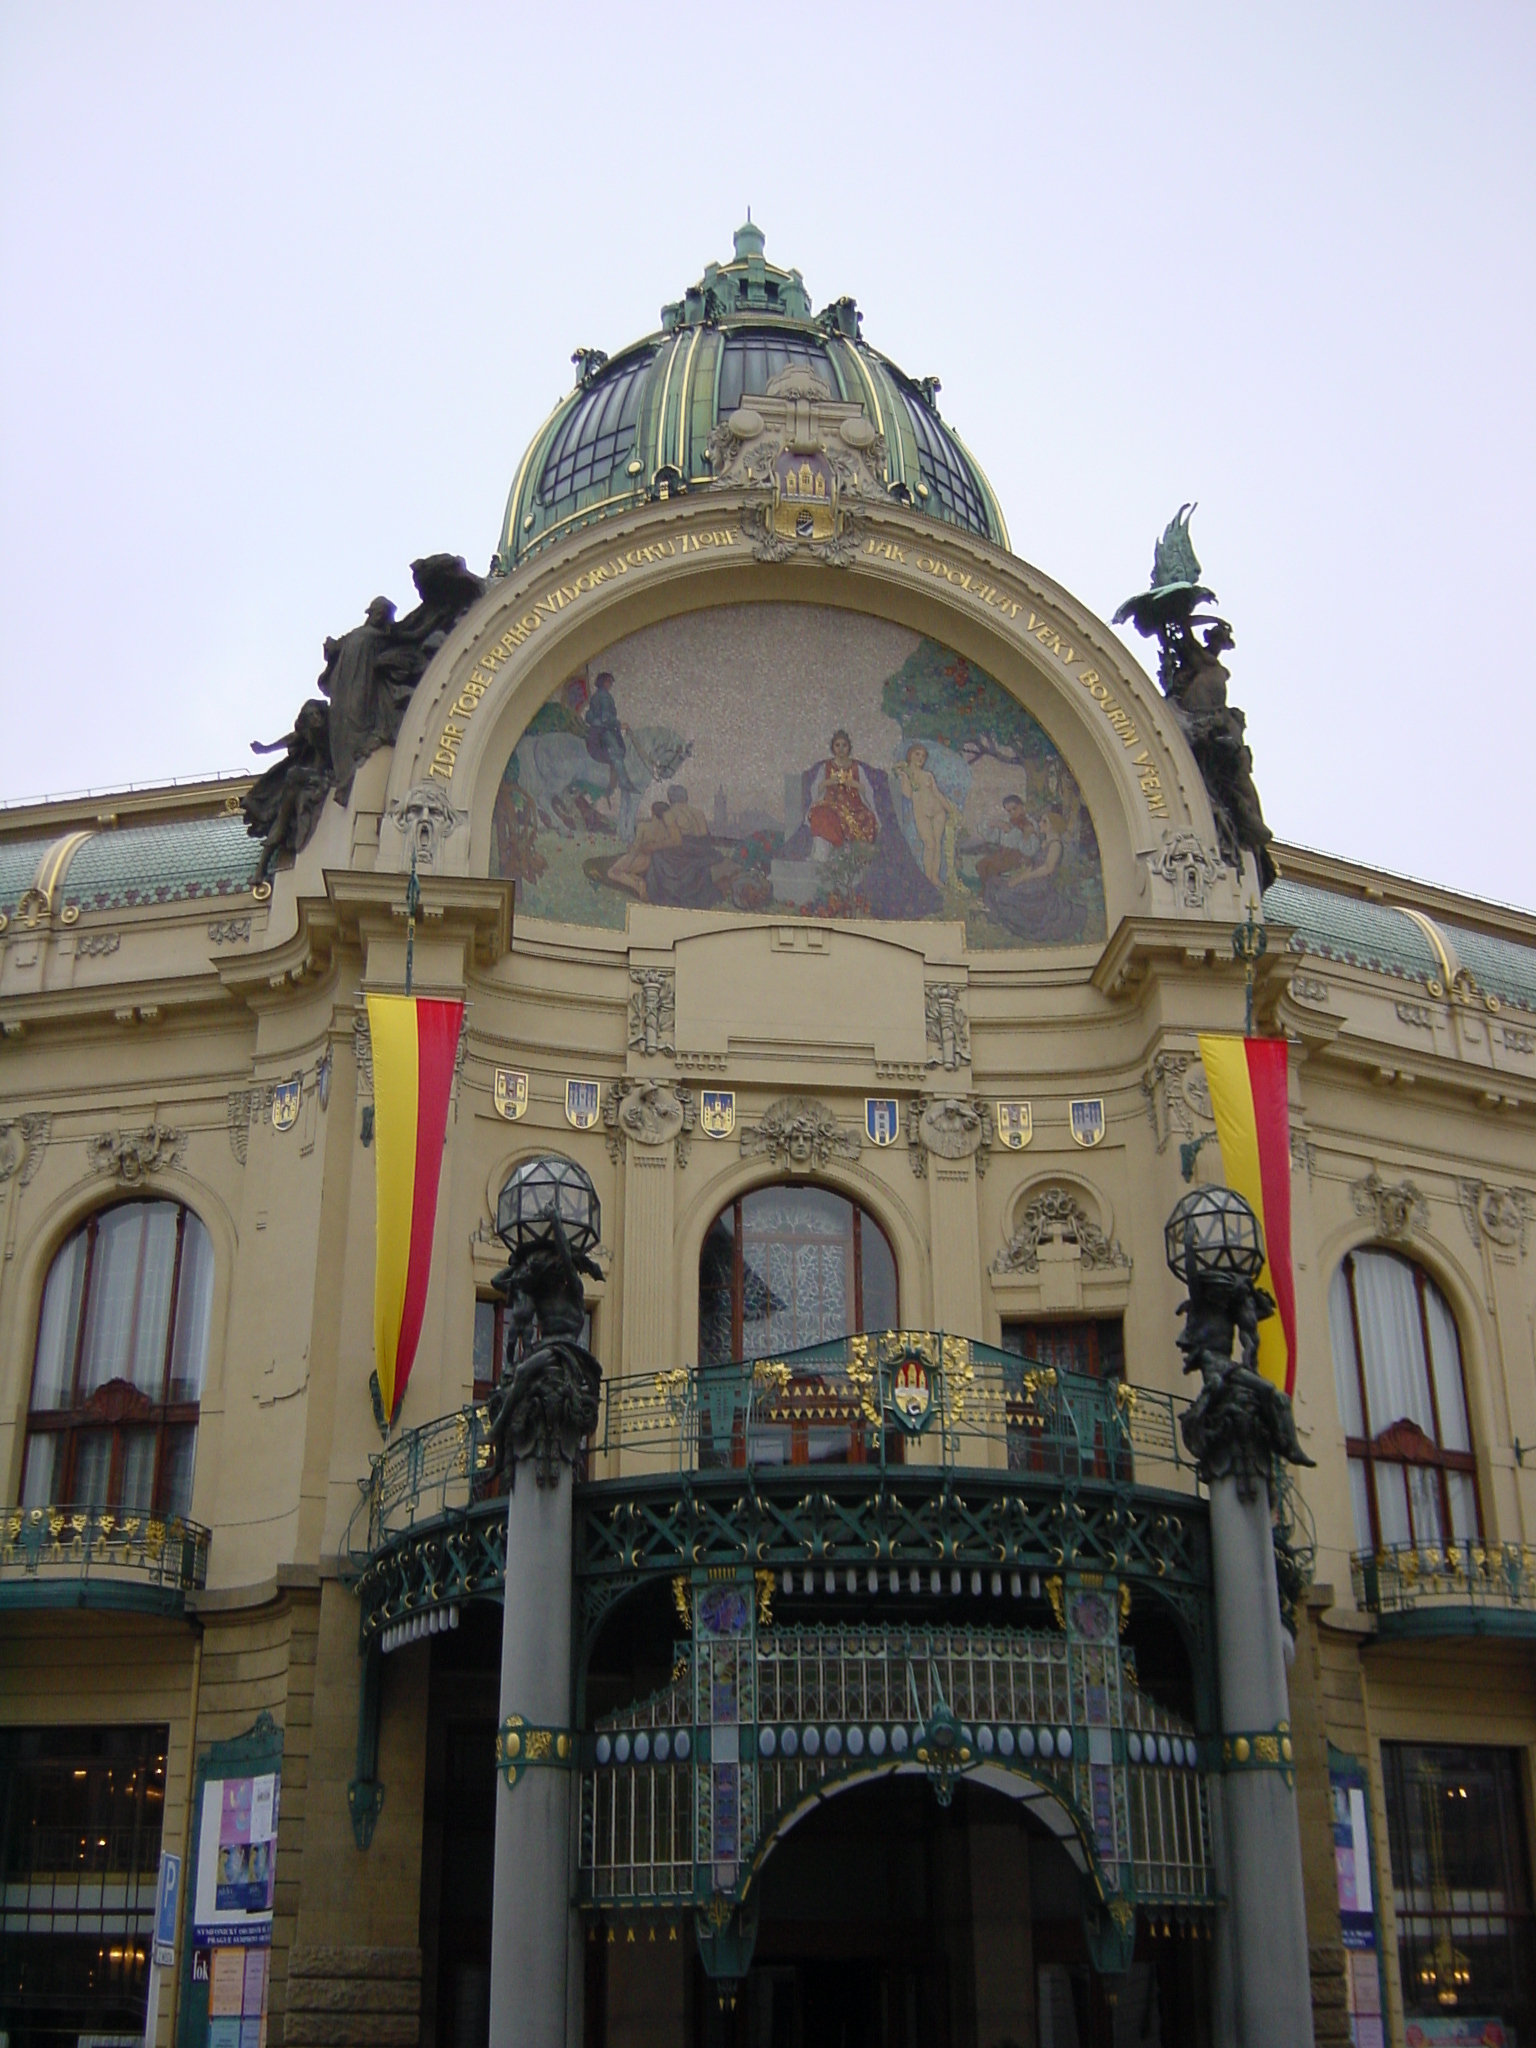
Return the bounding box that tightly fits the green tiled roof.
[0,839,46,912]
[1442,924,1536,1014]
[0,817,261,916]
[63,817,261,911]
[1266,878,1536,1015]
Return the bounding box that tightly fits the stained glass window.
[699,1185,896,1369]
[698,1186,898,1469]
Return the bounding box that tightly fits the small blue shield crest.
[700,1090,735,1138]
[271,1076,301,1134]
[565,1079,601,1130]
[865,1098,900,1147]
[1070,1097,1106,1148]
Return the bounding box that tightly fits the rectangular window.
[1381,1742,1534,2035]
[1000,1317,1125,1380]
[0,1726,168,2048]
[1000,1319,1128,1481]
[472,1298,500,1402]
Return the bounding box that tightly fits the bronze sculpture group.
[486,1215,603,1490]
[1115,505,1277,889]
[242,553,485,881]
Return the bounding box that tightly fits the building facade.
[1,226,1533,2048]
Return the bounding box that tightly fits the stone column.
[1209,1471,1314,2047]
[927,1162,984,1335]
[609,1080,688,1417]
[1166,1186,1317,2048]
[484,1210,603,2048]
[489,1466,577,2048]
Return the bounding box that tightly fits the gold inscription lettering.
[429,530,737,771]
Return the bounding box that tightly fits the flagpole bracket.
[1232,900,1268,1036]
[1178,1131,1217,1183]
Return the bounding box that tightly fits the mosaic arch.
[490,603,1106,950]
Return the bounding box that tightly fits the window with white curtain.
[20,1203,214,1519]
[1329,1247,1478,1552]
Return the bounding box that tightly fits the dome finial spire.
[733,215,765,263]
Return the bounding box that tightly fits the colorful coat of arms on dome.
[490,603,1106,950]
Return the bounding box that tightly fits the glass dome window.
[538,351,655,507]
[900,386,991,535]
[717,334,841,416]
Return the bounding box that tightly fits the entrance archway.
[592,1772,1211,2048]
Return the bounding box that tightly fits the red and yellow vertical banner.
[368,994,464,1423]
[1197,1034,1297,1395]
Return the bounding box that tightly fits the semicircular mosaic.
[490,603,1105,949]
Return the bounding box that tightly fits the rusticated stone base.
[1309,1942,1351,2046]
[285,1946,421,2048]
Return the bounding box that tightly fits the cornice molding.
[1090,913,1295,1018]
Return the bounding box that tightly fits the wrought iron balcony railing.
[347,1333,1196,1561]
[1352,1541,1536,1636]
[0,1506,210,1610]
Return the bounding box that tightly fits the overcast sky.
[2,4,1531,905]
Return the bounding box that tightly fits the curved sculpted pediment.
[379,495,1244,943]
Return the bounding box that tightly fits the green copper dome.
[495,223,1010,570]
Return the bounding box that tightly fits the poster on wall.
[1330,1756,1385,2048]
[491,603,1107,950]
[205,1942,270,2048]
[192,1772,279,1947]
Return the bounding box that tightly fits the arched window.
[698,1185,899,1468]
[699,1185,897,1369]
[21,1202,214,1519]
[1329,1248,1478,1552]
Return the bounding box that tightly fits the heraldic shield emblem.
[1070,1098,1106,1148]
[700,1090,735,1139]
[565,1079,601,1130]
[888,1349,935,1433]
[996,1101,1033,1150]
[493,1068,529,1121]
[865,1098,900,1147]
[271,1076,301,1134]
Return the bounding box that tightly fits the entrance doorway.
[593,1779,1209,2047]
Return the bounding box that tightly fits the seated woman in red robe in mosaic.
[805,731,879,853]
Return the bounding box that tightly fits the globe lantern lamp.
[496,1156,601,1260]
[1164,1184,1265,1286]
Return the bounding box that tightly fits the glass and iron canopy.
[497,221,1010,568]
[495,1156,601,1259]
